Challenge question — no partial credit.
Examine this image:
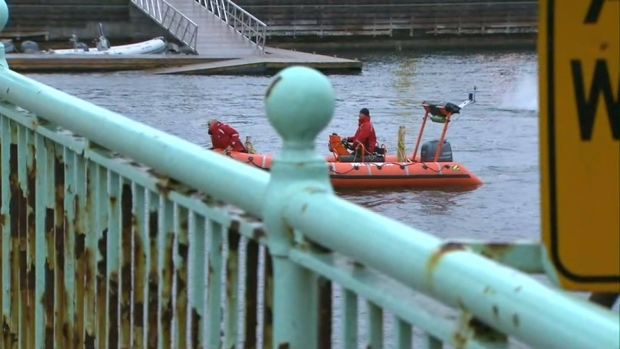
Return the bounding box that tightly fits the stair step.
[133,0,263,56]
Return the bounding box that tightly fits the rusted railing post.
[262,66,336,348]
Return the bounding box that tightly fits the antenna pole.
[411,110,429,162]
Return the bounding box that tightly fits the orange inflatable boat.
[215,89,483,190]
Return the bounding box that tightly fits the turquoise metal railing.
[0,2,618,348]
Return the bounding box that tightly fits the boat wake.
[497,74,539,113]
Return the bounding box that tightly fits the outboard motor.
[95,23,110,51]
[420,139,453,162]
[20,40,40,53]
[2,39,15,53]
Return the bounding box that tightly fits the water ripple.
[26,49,540,241]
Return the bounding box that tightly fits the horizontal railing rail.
[130,0,198,53]
[196,0,267,53]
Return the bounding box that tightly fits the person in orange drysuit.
[207,119,248,154]
[344,108,377,155]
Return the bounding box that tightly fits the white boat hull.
[49,37,168,55]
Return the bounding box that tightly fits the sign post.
[539,0,619,292]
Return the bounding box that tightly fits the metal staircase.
[130,0,267,56]
[194,0,267,53]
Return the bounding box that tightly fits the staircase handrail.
[131,0,199,53]
[197,0,267,53]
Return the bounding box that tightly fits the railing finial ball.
[0,0,8,33]
[264,66,335,144]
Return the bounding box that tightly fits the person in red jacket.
[345,108,377,155]
[207,119,248,154]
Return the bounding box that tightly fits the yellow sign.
[539,0,619,292]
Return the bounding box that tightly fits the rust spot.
[147,270,159,321]
[228,228,241,248]
[42,241,54,349]
[86,140,104,150]
[512,314,520,328]
[108,271,119,349]
[230,219,240,234]
[253,228,265,240]
[427,242,466,273]
[2,315,17,345]
[265,75,283,99]
[97,229,107,276]
[479,243,512,261]
[23,139,38,349]
[133,302,144,327]
[84,250,94,285]
[600,42,608,51]
[75,230,86,259]
[190,308,201,348]
[84,333,95,349]
[178,240,189,261]
[312,242,332,254]
[62,322,69,341]
[174,242,189,349]
[514,286,522,293]
[52,154,69,348]
[9,145,22,239]
[469,317,493,336]
[180,217,189,232]
[301,203,308,213]
[352,261,364,268]
[453,331,467,349]
[160,230,174,347]
[133,224,146,346]
[119,184,133,348]
[154,176,184,199]
[159,297,173,340]
[467,316,507,343]
[226,227,241,313]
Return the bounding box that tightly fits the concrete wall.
[233,0,538,49]
[2,0,538,50]
[2,0,166,43]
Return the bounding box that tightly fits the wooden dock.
[2,0,361,76]
[4,47,362,75]
[4,54,226,73]
[151,47,362,75]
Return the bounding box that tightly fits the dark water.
[26,49,540,242]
